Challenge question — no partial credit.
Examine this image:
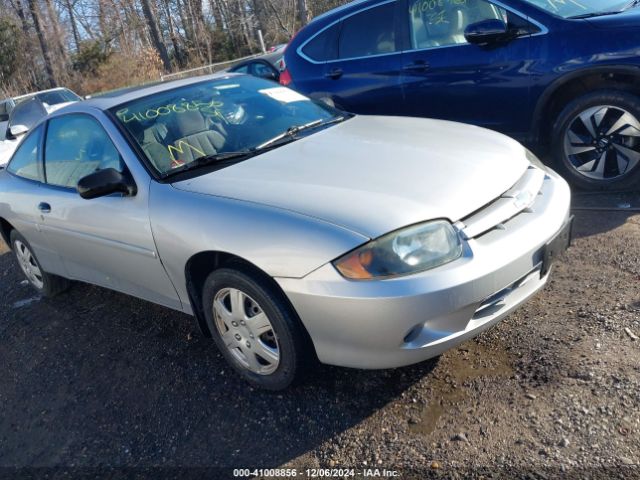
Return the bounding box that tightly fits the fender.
[530,64,640,145]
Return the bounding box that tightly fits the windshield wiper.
[162,150,253,177]
[568,10,623,18]
[568,1,639,19]
[257,116,347,150]
[162,116,349,178]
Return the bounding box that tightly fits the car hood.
[172,116,530,238]
[585,8,640,28]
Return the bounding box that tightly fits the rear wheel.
[202,267,311,390]
[551,90,640,190]
[10,230,70,297]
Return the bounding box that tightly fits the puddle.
[409,341,513,436]
[13,296,41,309]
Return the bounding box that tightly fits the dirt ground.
[0,191,638,479]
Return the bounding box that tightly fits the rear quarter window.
[301,23,340,62]
[7,124,43,182]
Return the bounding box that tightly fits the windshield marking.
[116,100,226,123]
[168,141,205,165]
[109,77,342,177]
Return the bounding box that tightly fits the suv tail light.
[279,68,292,86]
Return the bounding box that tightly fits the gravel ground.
[0,191,638,479]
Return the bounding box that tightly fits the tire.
[202,267,312,390]
[10,230,70,297]
[551,90,640,191]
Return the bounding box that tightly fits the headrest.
[173,110,207,138]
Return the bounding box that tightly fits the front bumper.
[276,171,571,369]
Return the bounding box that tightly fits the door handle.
[324,68,343,79]
[38,202,51,213]
[402,61,430,72]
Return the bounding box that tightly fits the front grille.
[457,166,547,240]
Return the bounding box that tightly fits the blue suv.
[282,0,640,190]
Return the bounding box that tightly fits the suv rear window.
[339,2,398,59]
[301,23,340,62]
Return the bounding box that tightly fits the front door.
[399,0,540,135]
[37,112,181,310]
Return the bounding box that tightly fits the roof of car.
[310,0,371,22]
[81,72,237,111]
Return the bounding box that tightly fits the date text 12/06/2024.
[233,468,401,477]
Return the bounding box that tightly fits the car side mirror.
[77,168,137,200]
[9,124,29,138]
[261,70,279,82]
[464,19,510,46]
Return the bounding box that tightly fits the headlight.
[524,147,547,171]
[333,220,463,280]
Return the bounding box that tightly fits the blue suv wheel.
[552,90,640,190]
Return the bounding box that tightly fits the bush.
[70,47,164,96]
[72,41,110,75]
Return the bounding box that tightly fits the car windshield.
[110,76,342,176]
[523,0,631,17]
[35,88,81,106]
[16,88,80,108]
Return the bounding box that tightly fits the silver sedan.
[0,74,572,390]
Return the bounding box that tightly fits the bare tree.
[140,0,171,71]
[45,0,67,58]
[296,0,309,27]
[63,0,81,51]
[8,0,30,36]
[27,0,56,87]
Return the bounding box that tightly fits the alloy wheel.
[563,105,640,181]
[14,240,44,289]
[212,287,280,375]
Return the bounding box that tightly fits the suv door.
[312,0,406,114]
[399,0,541,135]
[37,112,181,310]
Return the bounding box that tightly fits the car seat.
[168,109,226,164]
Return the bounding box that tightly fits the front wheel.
[202,267,311,390]
[551,90,640,190]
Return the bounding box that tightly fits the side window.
[338,2,398,59]
[44,114,124,189]
[408,0,532,50]
[7,124,43,182]
[301,23,340,62]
